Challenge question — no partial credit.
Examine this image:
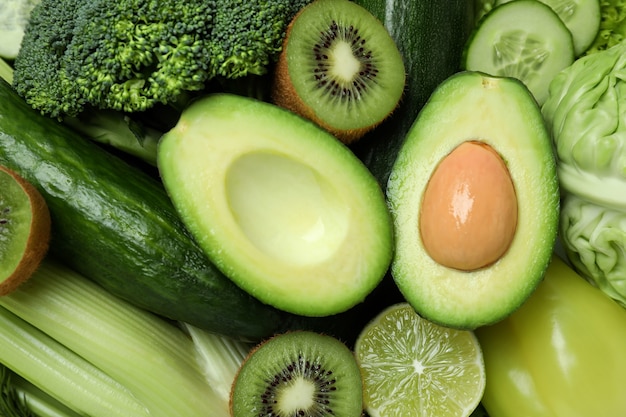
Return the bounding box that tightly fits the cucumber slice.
[495,0,601,55]
[463,0,575,105]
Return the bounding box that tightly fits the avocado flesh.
[387,72,559,329]
[157,93,393,317]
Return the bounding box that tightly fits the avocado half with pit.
[157,93,393,317]
[387,71,559,329]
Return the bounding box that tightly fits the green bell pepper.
[476,255,626,417]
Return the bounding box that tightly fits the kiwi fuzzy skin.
[0,166,51,295]
[273,44,373,145]
[271,4,401,145]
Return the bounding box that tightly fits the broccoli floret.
[13,0,312,118]
[210,0,312,78]
[12,0,84,116]
[67,0,215,113]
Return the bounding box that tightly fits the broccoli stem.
[63,109,162,166]
[0,57,14,84]
[1,57,163,165]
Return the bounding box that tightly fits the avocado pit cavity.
[225,151,349,266]
[419,140,518,271]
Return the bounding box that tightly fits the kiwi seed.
[0,165,51,295]
[229,330,363,417]
[272,0,406,144]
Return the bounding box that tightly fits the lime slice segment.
[354,303,485,417]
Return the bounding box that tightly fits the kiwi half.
[272,0,406,144]
[0,165,51,295]
[230,331,363,417]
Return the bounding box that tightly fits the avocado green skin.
[351,0,476,186]
[0,79,375,342]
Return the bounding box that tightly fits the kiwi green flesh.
[0,170,32,279]
[230,331,363,417]
[285,0,405,130]
[0,167,50,294]
[386,72,559,329]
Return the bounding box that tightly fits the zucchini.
[350,0,475,186]
[0,78,369,343]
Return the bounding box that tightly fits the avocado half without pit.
[157,93,394,317]
[387,71,559,329]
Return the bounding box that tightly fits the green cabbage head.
[542,40,626,306]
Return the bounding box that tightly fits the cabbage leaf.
[543,41,626,210]
[560,194,626,306]
[543,40,626,305]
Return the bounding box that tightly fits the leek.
[0,258,227,417]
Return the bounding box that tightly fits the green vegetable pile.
[3,0,626,416]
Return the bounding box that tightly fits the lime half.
[354,303,485,417]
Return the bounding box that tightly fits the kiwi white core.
[277,377,315,413]
[331,41,361,82]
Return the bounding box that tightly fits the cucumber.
[462,0,575,105]
[495,0,601,55]
[350,0,475,186]
[0,78,370,343]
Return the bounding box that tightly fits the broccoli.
[11,0,312,163]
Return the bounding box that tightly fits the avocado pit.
[419,140,518,271]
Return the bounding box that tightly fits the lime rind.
[354,303,485,417]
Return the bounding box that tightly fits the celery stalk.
[1,364,85,417]
[0,305,150,417]
[1,363,37,417]
[184,323,252,404]
[0,259,226,417]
